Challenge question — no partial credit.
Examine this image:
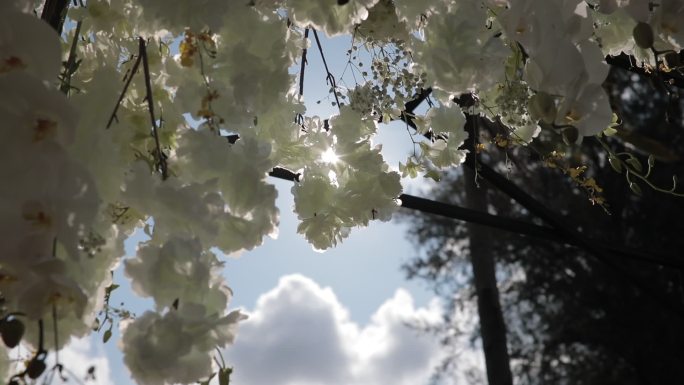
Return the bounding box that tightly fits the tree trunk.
[463,165,513,385]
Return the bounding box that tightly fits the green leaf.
[601,113,620,137]
[603,127,618,137]
[647,154,655,169]
[103,329,112,343]
[409,166,418,178]
[633,22,655,49]
[626,158,642,173]
[27,358,46,379]
[218,367,233,385]
[608,155,622,173]
[424,169,441,182]
[629,182,642,196]
[610,112,620,125]
[400,160,421,178]
[0,318,25,348]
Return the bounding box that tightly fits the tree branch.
[139,37,168,180]
[298,28,309,97]
[40,0,69,34]
[106,54,142,129]
[606,52,684,89]
[265,163,681,267]
[392,89,682,267]
[311,29,341,108]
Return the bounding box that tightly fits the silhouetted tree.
[402,65,684,385]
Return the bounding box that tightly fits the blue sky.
[226,178,435,323]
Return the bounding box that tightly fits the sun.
[321,148,339,164]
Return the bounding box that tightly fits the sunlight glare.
[321,148,339,164]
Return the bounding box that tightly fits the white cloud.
[223,274,448,385]
[48,336,115,385]
[0,335,114,385]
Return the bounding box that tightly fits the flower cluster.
[0,5,123,380]
[498,0,609,138]
[1,7,87,321]
[1,0,676,383]
[349,38,427,118]
[287,0,379,36]
[121,304,244,385]
[291,108,402,250]
[414,1,510,96]
[355,0,410,43]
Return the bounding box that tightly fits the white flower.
[593,8,638,56]
[336,141,385,174]
[330,105,377,144]
[125,237,231,313]
[415,2,509,94]
[337,167,401,223]
[4,221,122,347]
[511,121,541,144]
[0,9,61,81]
[426,139,468,169]
[0,72,78,148]
[121,305,245,385]
[423,104,469,168]
[578,40,610,86]
[177,130,276,214]
[557,83,612,138]
[524,39,585,95]
[499,0,593,52]
[296,213,351,252]
[122,163,222,244]
[0,153,99,269]
[0,345,8,383]
[137,0,234,33]
[286,0,379,36]
[123,160,278,253]
[355,0,409,42]
[392,0,440,27]
[598,0,651,22]
[347,83,377,117]
[292,144,402,250]
[68,0,128,34]
[0,0,44,14]
[292,169,337,220]
[652,0,684,50]
[427,104,466,137]
[212,8,293,126]
[68,65,136,204]
[171,9,292,130]
[174,131,280,252]
[0,258,88,321]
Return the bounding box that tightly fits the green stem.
[595,136,684,197]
